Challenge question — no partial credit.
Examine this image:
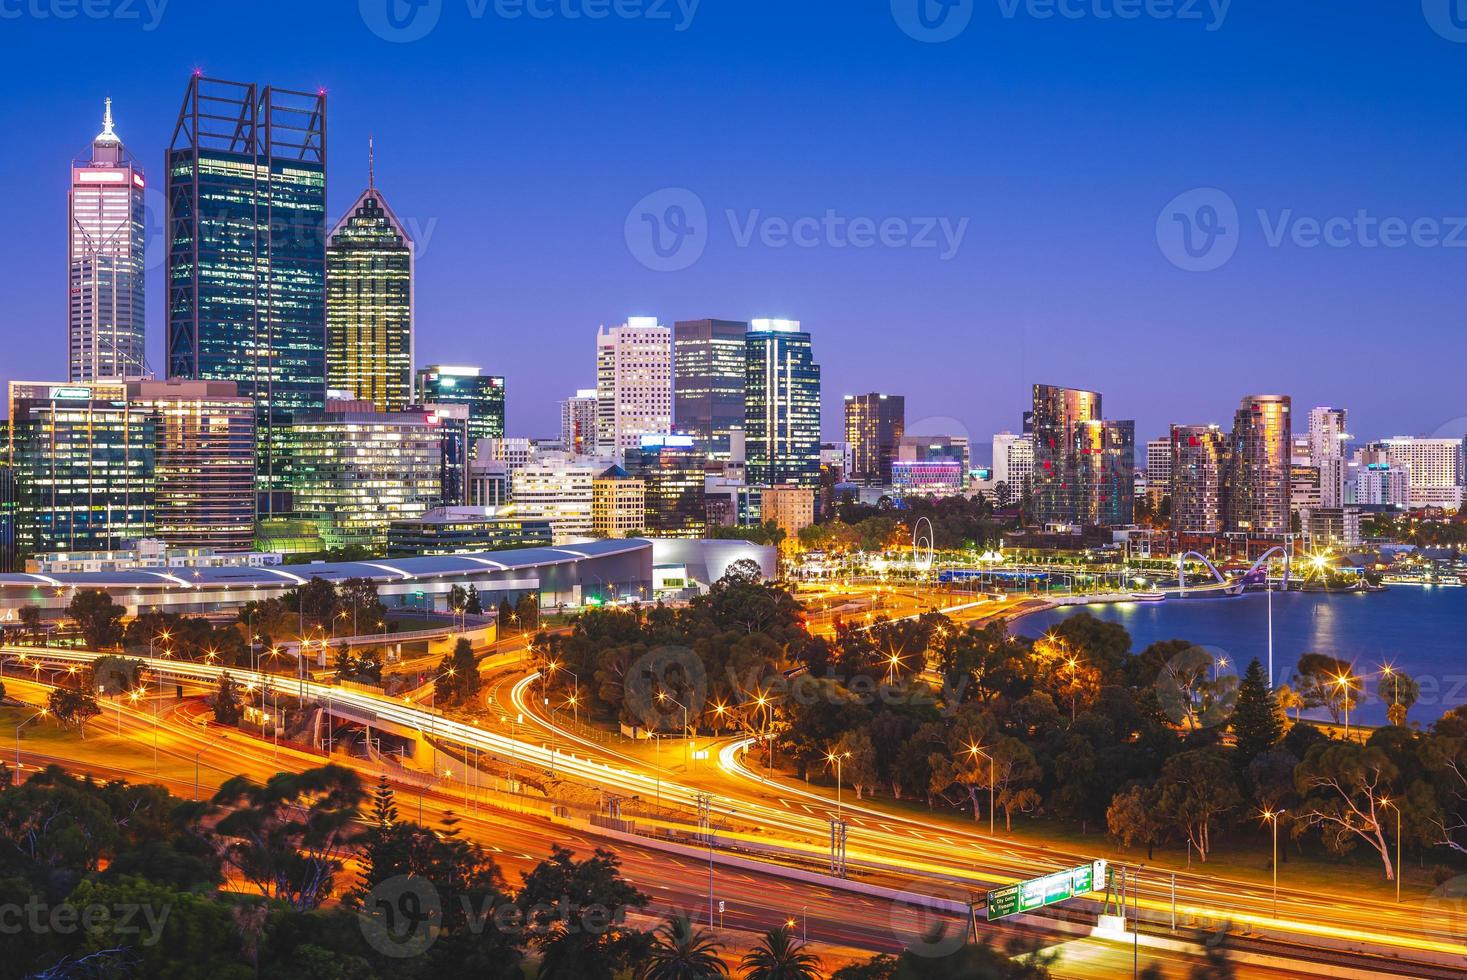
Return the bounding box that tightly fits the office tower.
[9,381,154,554]
[167,76,328,509]
[1361,437,1465,509]
[415,366,506,454]
[512,454,603,543]
[990,432,1034,504]
[69,99,146,383]
[285,401,444,550]
[0,463,15,573]
[561,390,599,456]
[674,318,747,459]
[1030,385,1102,524]
[419,402,472,507]
[844,393,905,486]
[1074,420,1135,526]
[326,159,414,412]
[1146,438,1172,487]
[127,379,256,551]
[596,318,673,455]
[1227,395,1292,535]
[592,466,647,539]
[625,435,708,538]
[1171,424,1229,534]
[745,319,821,488]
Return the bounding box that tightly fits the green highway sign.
[985,860,1107,921]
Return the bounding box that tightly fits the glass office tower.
[745,319,821,488]
[844,392,905,486]
[674,318,747,460]
[166,75,327,512]
[416,366,505,457]
[1228,394,1292,535]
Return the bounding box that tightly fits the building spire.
[368,134,375,191]
[95,97,119,144]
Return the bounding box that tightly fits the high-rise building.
[1171,424,1229,534]
[990,432,1034,504]
[1146,438,1172,488]
[761,484,815,537]
[745,319,821,488]
[597,318,673,455]
[1227,395,1292,536]
[415,366,506,454]
[419,402,472,507]
[592,466,646,539]
[1353,462,1411,509]
[561,390,599,456]
[512,454,603,543]
[326,162,414,412]
[285,401,444,550]
[625,434,708,538]
[844,393,905,486]
[167,77,328,511]
[9,381,154,554]
[127,379,256,551]
[69,99,146,383]
[1307,407,1349,463]
[1075,420,1135,526]
[1031,385,1102,525]
[898,433,970,473]
[674,319,747,460]
[1360,437,1465,509]
[0,463,16,573]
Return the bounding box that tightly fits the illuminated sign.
[985,861,1107,921]
[640,434,695,449]
[48,387,92,401]
[132,173,145,188]
[77,171,125,183]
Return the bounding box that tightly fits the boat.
[1131,591,1167,602]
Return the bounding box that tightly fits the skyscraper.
[745,319,821,488]
[69,99,146,382]
[674,318,747,460]
[1227,395,1292,535]
[1170,424,1228,534]
[597,318,673,455]
[560,390,599,456]
[625,434,708,538]
[844,393,905,486]
[1074,420,1135,526]
[326,154,414,412]
[127,379,257,551]
[415,366,506,454]
[990,432,1034,504]
[1031,385,1102,524]
[1306,406,1349,508]
[166,75,328,511]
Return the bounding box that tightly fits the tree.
[516,592,541,632]
[1377,669,1420,728]
[67,589,126,650]
[1292,653,1354,724]
[1231,659,1282,768]
[18,605,42,643]
[516,845,649,980]
[450,638,482,705]
[1152,748,1240,863]
[1107,784,1164,860]
[833,729,878,800]
[637,912,728,979]
[47,687,100,736]
[87,655,147,696]
[1294,742,1401,880]
[741,925,823,980]
[210,765,365,910]
[465,584,484,615]
[210,672,243,726]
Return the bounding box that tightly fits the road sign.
[985,860,1107,921]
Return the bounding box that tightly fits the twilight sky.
[4,0,1467,461]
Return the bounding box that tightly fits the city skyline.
[6,4,1467,447]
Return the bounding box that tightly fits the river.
[1013,585,1467,726]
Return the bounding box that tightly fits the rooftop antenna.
[96,97,118,143]
[368,134,375,191]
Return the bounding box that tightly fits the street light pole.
[14,708,47,786]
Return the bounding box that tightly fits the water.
[1014,586,1467,726]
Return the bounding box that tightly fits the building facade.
[1031,385,1102,525]
[844,393,905,487]
[166,76,328,510]
[891,459,965,498]
[127,379,256,551]
[592,466,646,538]
[1074,420,1135,526]
[326,181,414,412]
[70,99,146,383]
[9,381,154,555]
[1362,437,1464,509]
[1170,425,1230,535]
[1227,395,1292,536]
[597,318,673,455]
[625,435,708,538]
[285,402,444,550]
[511,455,602,543]
[415,366,506,455]
[761,484,815,537]
[990,432,1034,504]
[745,319,821,488]
[674,318,747,460]
[386,507,553,557]
[560,389,599,456]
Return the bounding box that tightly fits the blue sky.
[4,0,1467,457]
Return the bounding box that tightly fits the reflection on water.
[1014,586,1467,725]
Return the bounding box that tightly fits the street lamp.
[825,749,851,821]
[1260,808,1286,918]
[967,743,995,837]
[1381,797,1402,903]
[1334,673,1354,739]
[14,708,48,786]
[657,691,691,768]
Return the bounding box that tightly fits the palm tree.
[638,912,729,980]
[740,926,823,980]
